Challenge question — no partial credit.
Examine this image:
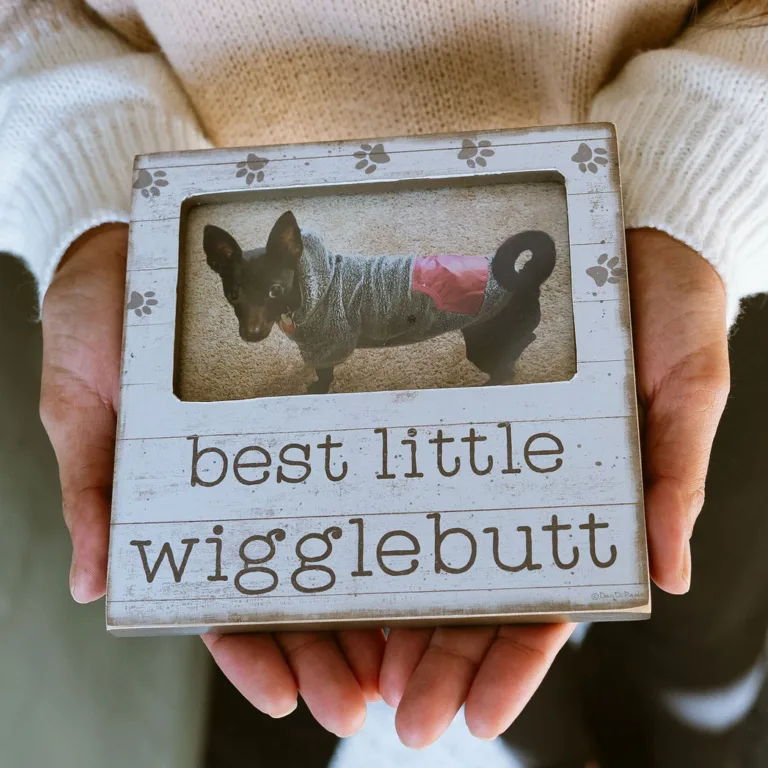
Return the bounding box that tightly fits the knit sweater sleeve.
[589,5,768,327]
[0,2,211,296]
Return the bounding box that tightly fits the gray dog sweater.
[289,232,508,369]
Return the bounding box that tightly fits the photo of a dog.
[178,182,575,401]
[204,211,556,394]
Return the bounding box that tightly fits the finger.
[277,631,367,737]
[335,628,387,702]
[464,623,574,740]
[65,482,111,603]
[379,627,434,707]
[394,626,496,748]
[40,388,116,603]
[644,346,729,593]
[203,633,298,718]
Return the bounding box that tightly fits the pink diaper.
[412,254,490,315]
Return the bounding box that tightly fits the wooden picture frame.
[108,123,649,636]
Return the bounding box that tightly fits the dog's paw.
[486,364,516,386]
[586,253,625,287]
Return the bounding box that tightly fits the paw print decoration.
[458,138,494,168]
[133,169,169,197]
[127,290,158,317]
[235,154,269,185]
[571,143,608,174]
[353,143,390,174]
[587,254,625,287]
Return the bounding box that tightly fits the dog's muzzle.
[240,324,272,342]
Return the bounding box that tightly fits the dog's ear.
[204,225,242,273]
[266,211,303,267]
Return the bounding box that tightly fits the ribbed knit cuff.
[0,105,210,301]
[591,57,768,328]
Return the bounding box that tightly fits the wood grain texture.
[108,123,649,635]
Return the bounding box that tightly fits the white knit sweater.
[1,1,767,326]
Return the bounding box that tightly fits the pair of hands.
[40,223,729,747]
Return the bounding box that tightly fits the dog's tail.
[491,231,556,293]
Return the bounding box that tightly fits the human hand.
[40,222,383,734]
[624,228,729,592]
[41,223,129,604]
[378,228,730,747]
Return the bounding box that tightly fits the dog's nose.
[240,326,270,342]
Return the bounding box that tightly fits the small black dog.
[204,211,555,394]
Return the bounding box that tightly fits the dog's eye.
[269,285,284,299]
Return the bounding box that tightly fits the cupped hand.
[379,228,730,747]
[40,224,729,745]
[39,223,383,735]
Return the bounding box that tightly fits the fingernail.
[681,541,692,590]
[468,721,498,741]
[381,688,402,708]
[69,560,84,603]
[270,700,298,719]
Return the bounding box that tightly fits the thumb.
[643,344,729,594]
[39,223,127,603]
[41,391,115,603]
[627,229,730,595]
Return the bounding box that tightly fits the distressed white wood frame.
[108,124,649,636]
